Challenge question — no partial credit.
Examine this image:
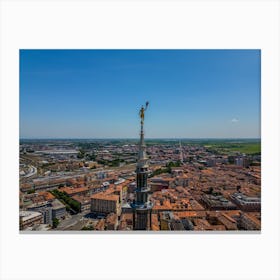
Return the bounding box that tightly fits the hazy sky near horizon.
[20,49,260,138]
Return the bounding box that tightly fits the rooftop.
[60,186,89,195]
[52,199,66,210]
[38,191,55,201]
[91,193,119,202]
[20,210,42,222]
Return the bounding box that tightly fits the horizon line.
[20,137,261,140]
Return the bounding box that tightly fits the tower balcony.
[136,186,150,193]
[130,200,153,210]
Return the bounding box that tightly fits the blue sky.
[20,49,260,138]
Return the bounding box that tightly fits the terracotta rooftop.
[72,195,91,204]
[91,193,119,202]
[94,219,105,230]
[121,213,133,221]
[106,213,117,224]
[38,191,55,201]
[60,186,88,195]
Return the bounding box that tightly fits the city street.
[56,211,90,230]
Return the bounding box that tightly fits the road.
[56,211,90,230]
[25,165,37,178]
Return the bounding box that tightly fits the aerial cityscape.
[19,50,261,231]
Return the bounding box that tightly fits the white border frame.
[1,0,279,280]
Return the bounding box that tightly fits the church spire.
[131,102,153,230]
[138,102,149,167]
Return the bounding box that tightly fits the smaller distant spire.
[179,140,184,164]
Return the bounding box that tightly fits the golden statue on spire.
[139,101,149,124]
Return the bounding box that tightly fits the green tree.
[77,149,85,159]
[52,218,59,228]
[81,225,93,230]
[27,189,35,194]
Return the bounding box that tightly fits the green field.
[204,142,261,155]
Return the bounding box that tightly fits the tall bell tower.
[131,102,153,230]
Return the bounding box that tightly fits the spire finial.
[139,101,149,125]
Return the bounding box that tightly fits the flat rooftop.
[20,211,42,222]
